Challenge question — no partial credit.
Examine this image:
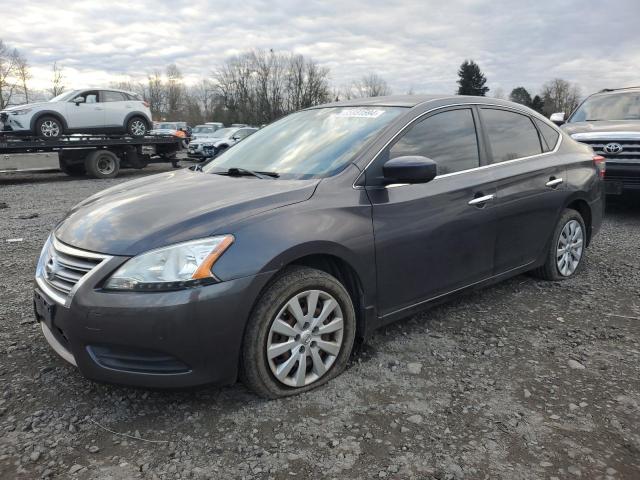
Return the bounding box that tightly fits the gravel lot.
[1,163,639,480]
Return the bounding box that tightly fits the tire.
[532,209,587,281]
[58,156,86,177]
[240,266,356,399]
[126,117,148,137]
[84,150,120,179]
[35,116,63,139]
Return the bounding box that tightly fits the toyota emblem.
[603,143,623,155]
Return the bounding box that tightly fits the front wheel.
[35,116,63,139]
[240,266,356,398]
[532,209,586,281]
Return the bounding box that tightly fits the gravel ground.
[1,164,639,480]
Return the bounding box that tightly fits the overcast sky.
[4,0,639,98]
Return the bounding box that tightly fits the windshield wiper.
[224,167,279,179]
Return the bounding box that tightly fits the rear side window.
[534,119,560,151]
[481,109,542,163]
[102,91,126,102]
[390,108,480,175]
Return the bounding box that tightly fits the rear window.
[481,108,542,163]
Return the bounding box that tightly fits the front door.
[64,90,104,130]
[366,107,498,317]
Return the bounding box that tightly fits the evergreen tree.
[530,95,544,114]
[456,60,489,96]
[509,87,532,106]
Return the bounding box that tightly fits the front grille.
[578,139,640,161]
[37,236,109,305]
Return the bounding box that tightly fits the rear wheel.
[532,209,586,281]
[35,116,63,139]
[126,117,147,137]
[84,150,120,179]
[240,266,356,398]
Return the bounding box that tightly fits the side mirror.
[232,135,240,141]
[72,97,85,105]
[550,112,565,126]
[383,156,438,184]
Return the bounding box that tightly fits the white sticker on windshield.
[334,108,385,119]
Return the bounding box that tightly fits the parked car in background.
[188,126,257,159]
[205,122,224,131]
[231,123,248,128]
[191,125,219,138]
[34,95,603,398]
[552,86,640,195]
[0,89,152,138]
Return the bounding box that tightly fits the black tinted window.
[102,91,126,102]
[390,109,480,175]
[482,109,542,163]
[534,119,560,152]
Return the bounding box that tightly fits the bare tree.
[146,71,165,119]
[213,49,330,125]
[49,62,65,97]
[540,78,581,117]
[0,40,21,109]
[165,64,184,119]
[14,53,30,103]
[343,73,392,99]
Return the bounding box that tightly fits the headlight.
[104,235,234,291]
[11,108,32,115]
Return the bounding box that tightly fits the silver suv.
[0,89,152,138]
[553,87,640,194]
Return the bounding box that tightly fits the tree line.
[1,37,584,126]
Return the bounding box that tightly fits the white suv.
[0,89,152,138]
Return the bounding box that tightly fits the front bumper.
[34,259,273,388]
[605,162,640,194]
[0,112,30,133]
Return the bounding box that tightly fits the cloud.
[4,0,640,97]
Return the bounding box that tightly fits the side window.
[102,91,126,102]
[534,118,560,152]
[389,108,480,175]
[481,109,542,163]
[75,90,99,103]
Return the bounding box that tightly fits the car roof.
[313,94,521,109]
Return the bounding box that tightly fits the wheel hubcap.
[131,120,145,136]
[267,289,344,388]
[41,120,60,137]
[556,219,583,276]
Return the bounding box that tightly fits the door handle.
[468,194,495,206]
[546,177,563,188]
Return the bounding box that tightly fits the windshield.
[570,92,640,122]
[49,91,77,102]
[203,107,404,179]
[213,128,237,138]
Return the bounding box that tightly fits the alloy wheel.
[556,219,584,276]
[130,120,146,136]
[266,289,344,388]
[41,120,60,137]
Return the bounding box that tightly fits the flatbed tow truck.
[0,133,183,179]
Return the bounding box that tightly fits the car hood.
[54,169,319,256]
[2,102,49,112]
[562,120,640,139]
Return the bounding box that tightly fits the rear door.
[64,90,104,129]
[367,107,499,316]
[100,90,129,128]
[479,107,566,274]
